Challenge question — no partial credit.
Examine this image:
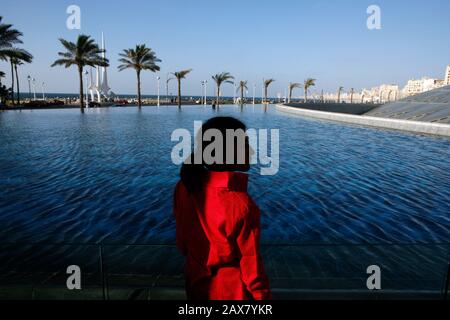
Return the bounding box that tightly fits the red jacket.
[174,171,271,300]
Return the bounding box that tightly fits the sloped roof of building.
[365,85,450,124]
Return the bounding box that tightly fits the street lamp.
[84,70,89,106]
[27,75,31,101]
[32,78,36,101]
[157,76,161,107]
[200,81,204,105]
[41,82,45,101]
[204,80,208,106]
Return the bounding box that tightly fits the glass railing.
[0,243,449,300]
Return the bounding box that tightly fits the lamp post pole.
[204,80,207,106]
[200,80,205,105]
[157,76,160,107]
[41,82,45,101]
[253,84,256,105]
[32,78,36,101]
[84,70,89,105]
[27,75,31,101]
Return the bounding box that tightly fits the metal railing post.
[99,244,109,300]
[443,261,450,300]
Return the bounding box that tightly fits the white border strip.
[276,104,450,137]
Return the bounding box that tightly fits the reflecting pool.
[0,105,449,245]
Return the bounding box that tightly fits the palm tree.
[10,58,22,104]
[337,86,344,103]
[0,84,11,105]
[0,70,8,105]
[350,88,355,104]
[263,79,275,104]
[212,72,234,106]
[1,16,32,105]
[303,78,316,103]
[51,34,109,112]
[172,69,192,108]
[11,51,33,105]
[0,71,5,86]
[0,16,23,60]
[288,82,302,103]
[118,44,161,109]
[236,80,248,105]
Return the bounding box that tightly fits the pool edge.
[276,104,450,137]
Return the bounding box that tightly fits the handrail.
[1,242,449,300]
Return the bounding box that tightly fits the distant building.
[321,65,449,103]
[401,77,444,97]
[445,66,450,85]
[403,79,424,96]
[379,85,399,102]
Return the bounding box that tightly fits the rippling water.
[0,105,449,245]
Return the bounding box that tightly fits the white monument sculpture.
[88,33,111,103]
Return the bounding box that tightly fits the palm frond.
[173,69,192,80]
[0,17,23,47]
[212,72,234,86]
[304,78,316,89]
[264,78,275,88]
[51,58,75,68]
[118,44,161,73]
[236,80,248,93]
[289,82,302,90]
[52,34,108,69]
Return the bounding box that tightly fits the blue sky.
[1,0,450,97]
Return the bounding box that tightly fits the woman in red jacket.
[174,117,271,300]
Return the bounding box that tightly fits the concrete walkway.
[276,104,450,137]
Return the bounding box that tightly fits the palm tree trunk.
[177,78,181,108]
[10,60,15,105]
[78,66,84,112]
[289,88,292,103]
[137,70,142,109]
[216,85,220,106]
[240,87,244,105]
[264,86,267,104]
[14,64,20,105]
[304,88,307,103]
